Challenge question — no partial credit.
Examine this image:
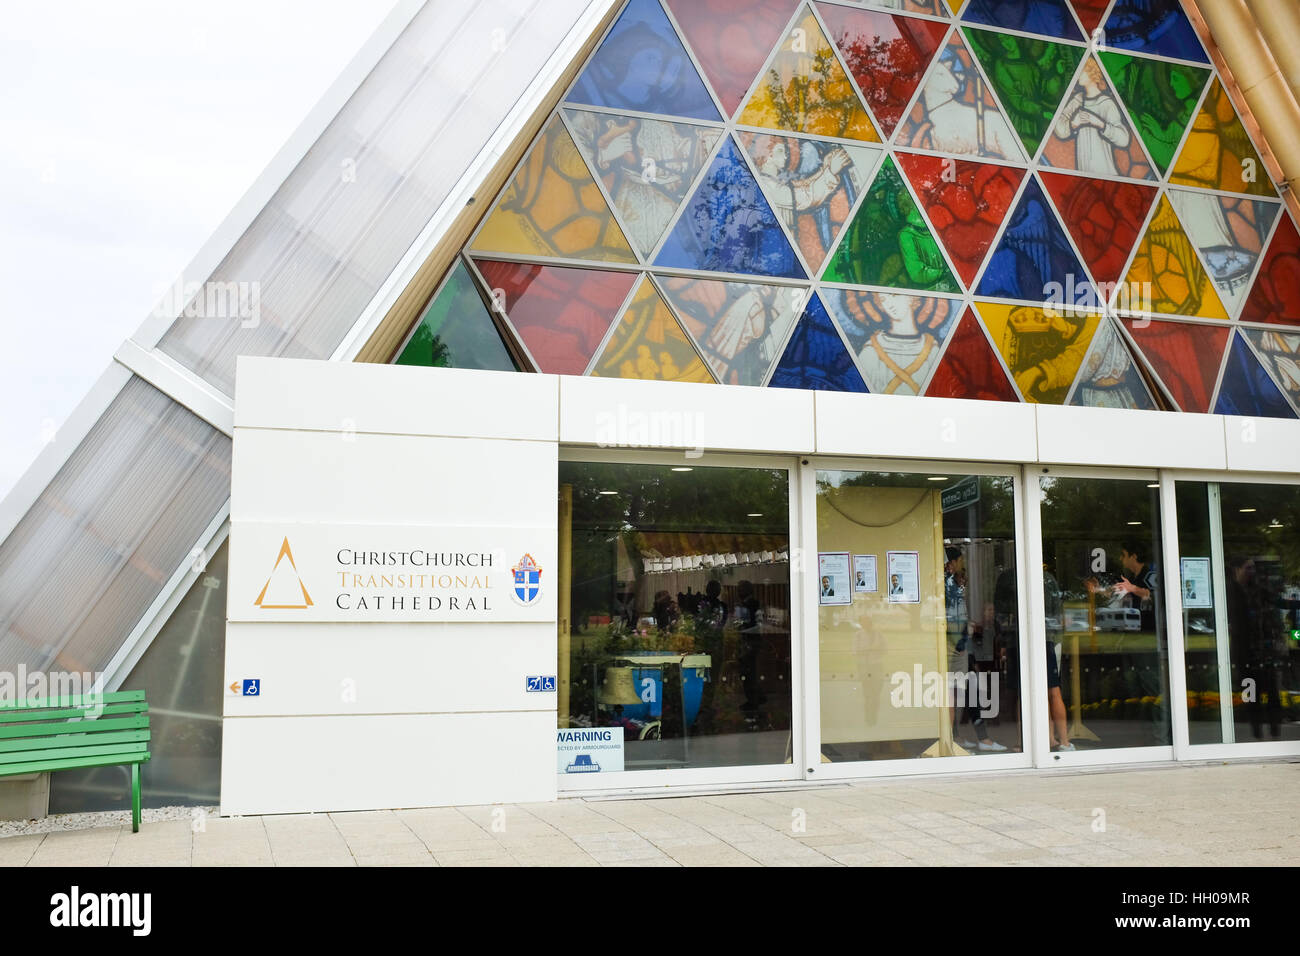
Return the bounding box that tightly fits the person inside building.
[945,546,1007,752]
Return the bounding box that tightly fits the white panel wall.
[1223,415,1300,473]
[1036,405,1227,469]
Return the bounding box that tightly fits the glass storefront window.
[815,471,1021,761]
[558,461,792,772]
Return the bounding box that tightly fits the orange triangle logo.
[253,536,314,609]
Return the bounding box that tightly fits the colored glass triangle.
[1167,190,1279,318]
[1214,333,1297,419]
[655,136,807,277]
[1102,0,1209,64]
[823,157,959,292]
[976,176,1096,305]
[1098,51,1209,176]
[395,260,519,372]
[738,132,881,274]
[656,274,804,385]
[926,307,1021,401]
[1123,317,1229,412]
[963,28,1085,158]
[963,0,1083,41]
[1242,327,1300,412]
[567,0,720,121]
[663,0,799,119]
[816,3,948,139]
[1120,195,1229,320]
[896,33,1027,162]
[1040,171,1157,289]
[1240,214,1300,328]
[975,301,1101,404]
[1068,318,1158,410]
[1039,55,1157,180]
[822,289,962,395]
[473,259,638,376]
[736,7,881,142]
[898,152,1024,289]
[472,116,637,263]
[1070,0,1109,37]
[769,293,868,391]
[1170,79,1276,197]
[591,277,715,383]
[565,109,724,260]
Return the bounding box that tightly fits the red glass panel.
[1239,213,1300,328]
[1070,0,1109,36]
[1040,172,1157,288]
[925,307,1020,402]
[1123,317,1230,412]
[473,259,638,376]
[897,152,1024,289]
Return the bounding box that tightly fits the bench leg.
[131,764,141,833]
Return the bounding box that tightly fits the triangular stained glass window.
[1166,190,1279,319]
[1241,327,1300,412]
[1122,316,1229,413]
[962,0,1083,41]
[823,157,959,292]
[1170,79,1276,197]
[1098,51,1209,176]
[591,277,715,383]
[1214,332,1298,419]
[1120,195,1229,320]
[655,136,807,277]
[976,176,1095,306]
[1069,0,1109,37]
[1101,0,1210,64]
[394,260,520,372]
[1039,56,1156,180]
[1068,318,1158,410]
[566,109,724,260]
[567,0,720,121]
[738,132,882,275]
[822,289,962,395]
[769,292,868,391]
[925,307,1021,402]
[976,301,1101,404]
[1039,172,1157,290]
[1240,213,1300,329]
[471,116,637,263]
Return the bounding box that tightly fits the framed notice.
[886,550,921,604]
[818,552,852,606]
[852,554,877,593]
[1180,557,1212,609]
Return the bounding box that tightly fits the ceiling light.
[1240,508,1257,513]
[1147,483,1159,489]
[927,476,948,481]
[747,513,763,517]
[598,490,617,496]
[1127,521,1141,525]
[671,467,692,472]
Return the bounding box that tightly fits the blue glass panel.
[962,0,1083,41]
[769,293,867,392]
[976,176,1095,304]
[1102,0,1209,64]
[567,0,721,121]
[1213,333,1298,419]
[655,137,807,278]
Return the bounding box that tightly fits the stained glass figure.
[472,116,637,263]
[1166,190,1278,318]
[1068,318,1158,410]
[737,6,881,141]
[663,0,799,119]
[1040,57,1155,179]
[926,307,1021,401]
[473,259,638,375]
[1069,0,1109,36]
[1214,332,1298,419]
[591,276,715,382]
[963,28,1086,158]
[1101,0,1209,64]
[822,289,962,394]
[976,301,1101,403]
[1039,172,1156,290]
[962,0,1083,41]
[1242,327,1300,411]
[977,176,1095,305]
[1099,51,1209,176]
[1169,79,1276,197]
[394,260,520,372]
[1121,195,1229,319]
[1123,316,1229,412]
[823,157,959,291]
[657,275,804,384]
[898,152,1023,289]
[655,136,807,277]
[567,0,720,121]
[1240,214,1300,329]
[897,34,1025,161]
[566,109,723,260]
[816,3,948,139]
[769,292,868,390]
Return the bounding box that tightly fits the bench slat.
[0,729,151,755]
[0,715,149,740]
[0,702,148,725]
[0,752,150,776]
[0,691,145,712]
[0,741,149,767]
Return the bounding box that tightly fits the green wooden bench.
[0,690,151,832]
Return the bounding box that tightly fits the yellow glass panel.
[1121,196,1229,320]
[592,277,715,383]
[1170,79,1274,197]
[472,115,637,262]
[737,10,880,142]
[975,301,1101,404]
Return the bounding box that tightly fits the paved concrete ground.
[1,760,1295,867]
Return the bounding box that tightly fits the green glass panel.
[395,261,519,372]
[963,28,1085,158]
[1099,51,1210,176]
[823,158,958,293]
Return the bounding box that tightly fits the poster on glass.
[853,554,877,593]
[1180,557,1212,609]
[886,551,921,603]
[818,552,852,606]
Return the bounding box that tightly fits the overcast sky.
[0,0,399,502]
